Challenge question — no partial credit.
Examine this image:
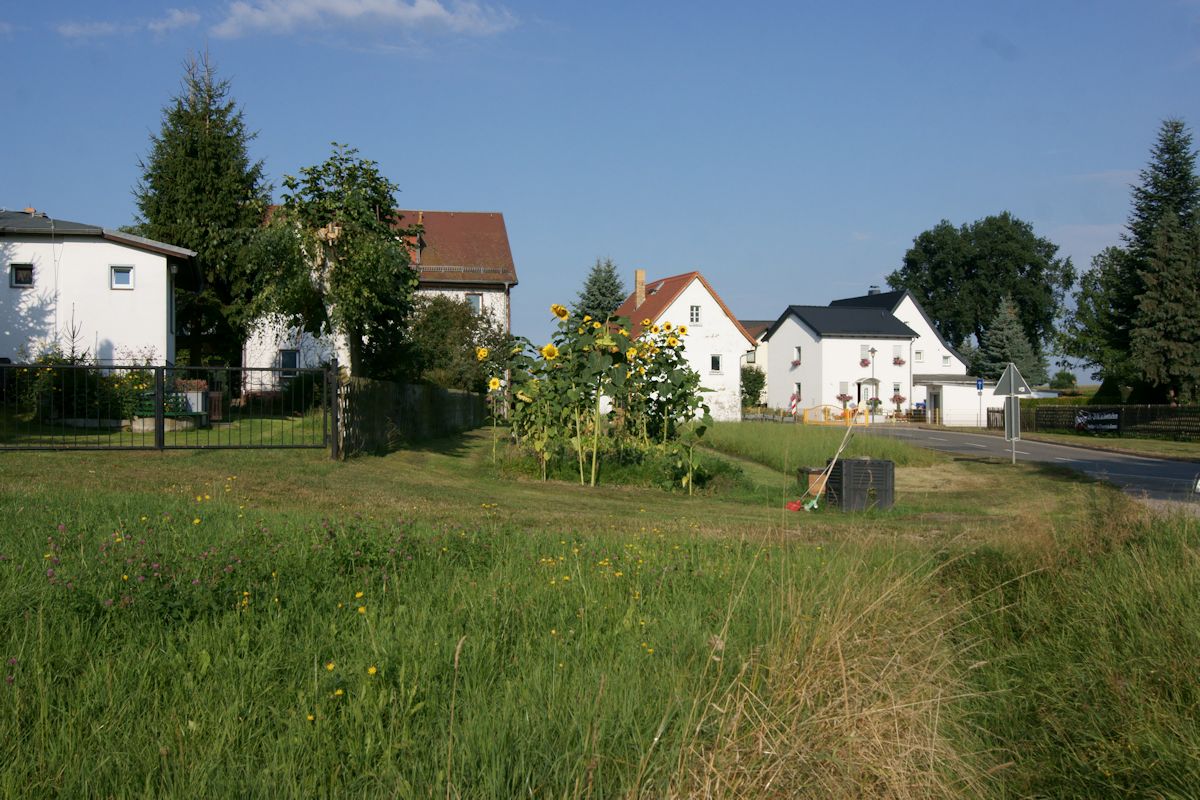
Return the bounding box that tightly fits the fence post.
[329,358,340,461]
[154,367,165,450]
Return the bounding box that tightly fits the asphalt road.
[860,426,1200,505]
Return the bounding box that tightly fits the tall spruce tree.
[134,53,270,365]
[974,297,1048,384]
[1130,212,1200,402]
[1063,118,1199,386]
[573,258,627,320]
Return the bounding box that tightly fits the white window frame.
[793,382,802,402]
[793,346,802,364]
[710,354,722,373]
[893,382,901,395]
[892,344,901,359]
[279,348,300,379]
[860,344,869,360]
[689,305,701,325]
[745,350,756,364]
[465,293,483,315]
[942,354,951,367]
[110,265,135,290]
[9,263,33,288]
[915,350,924,363]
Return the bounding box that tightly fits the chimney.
[635,269,646,308]
[867,285,881,295]
[24,207,36,216]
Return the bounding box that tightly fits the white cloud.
[212,0,516,39]
[57,9,200,39]
[148,9,201,34]
[57,20,125,39]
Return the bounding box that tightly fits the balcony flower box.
[790,359,802,368]
[893,357,905,366]
[859,358,871,368]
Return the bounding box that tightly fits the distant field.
[1,431,1196,797]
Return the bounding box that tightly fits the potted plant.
[893,357,905,366]
[836,392,852,409]
[891,393,906,413]
[867,396,882,415]
[859,358,871,368]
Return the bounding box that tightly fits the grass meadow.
[1,425,1198,797]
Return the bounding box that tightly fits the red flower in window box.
[893,357,905,366]
[790,359,802,368]
[859,358,871,368]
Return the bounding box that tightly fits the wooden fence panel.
[338,378,487,457]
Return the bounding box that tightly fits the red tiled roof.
[739,320,773,342]
[395,210,517,286]
[613,271,756,346]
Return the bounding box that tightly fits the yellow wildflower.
[626,347,638,360]
[488,376,502,391]
[583,315,592,322]
[357,606,366,614]
[192,518,201,525]
[475,346,489,362]
[551,304,569,320]
[540,343,559,361]
[354,591,364,599]
[326,661,335,672]
[333,688,344,697]
[367,665,378,676]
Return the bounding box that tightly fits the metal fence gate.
[0,362,337,454]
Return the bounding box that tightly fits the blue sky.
[3,1,1198,351]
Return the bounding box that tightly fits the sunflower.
[592,321,602,329]
[476,346,489,362]
[583,315,592,322]
[551,304,569,320]
[650,324,661,334]
[488,376,502,391]
[626,346,638,360]
[667,336,680,347]
[662,321,673,332]
[540,343,560,361]
[678,325,688,336]
[641,318,652,327]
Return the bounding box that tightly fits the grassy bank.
[1,431,1196,796]
[703,420,940,474]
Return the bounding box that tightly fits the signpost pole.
[995,363,1030,467]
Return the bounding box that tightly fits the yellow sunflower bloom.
[650,324,661,334]
[662,321,673,331]
[641,318,652,327]
[541,343,560,361]
[626,347,638,360]
[583,315,592,322]
[678,325,688,335]
[551,303,569,320]
[668,336,680,347]
[476,346,489,362]
[592,321,601,329]
[488,376,502,391]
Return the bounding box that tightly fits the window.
[839,381,849,396]
[892,344,901,359]
[915,350,924,362]
[942,354,951,367]
[110,265,134,290]
[9,263,33,288]
[466,293,482,314]
[690,305,701,324]
[710,354,722,372]
[893,382,901,395]
[280,349,299,378]
[745,350,756,364]
[860,344,869,360]
[793,346,802,365]
[794,382,802,402]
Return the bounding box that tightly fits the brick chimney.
[867,285,881,295]
[635,269,646,308]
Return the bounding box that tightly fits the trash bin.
[825,457,894,511]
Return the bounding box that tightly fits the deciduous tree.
[270,143,420,379]
[888,213,1073,358]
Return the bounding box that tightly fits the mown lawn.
[1,429,1197,797]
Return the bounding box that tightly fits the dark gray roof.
[763,305,918,341]
[829,289,906,311]
[912,373,985,386]
[0,209,194,259]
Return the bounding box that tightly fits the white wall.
[418,286,510,331]
[926,383,993,427]
[764,315,821,411]
[892,295,968,407]
[1,236,171,363]
[654,277,748,421]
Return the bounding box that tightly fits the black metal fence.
[0,362,335,451]
[987,403,1200,441]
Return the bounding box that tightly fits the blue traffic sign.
[976,378,984,391]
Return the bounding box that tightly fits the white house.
[244,209,518,378]
[612,270,756,421]
[761,286,983,424]
[1,208,193,364]
[737,320,772,405]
